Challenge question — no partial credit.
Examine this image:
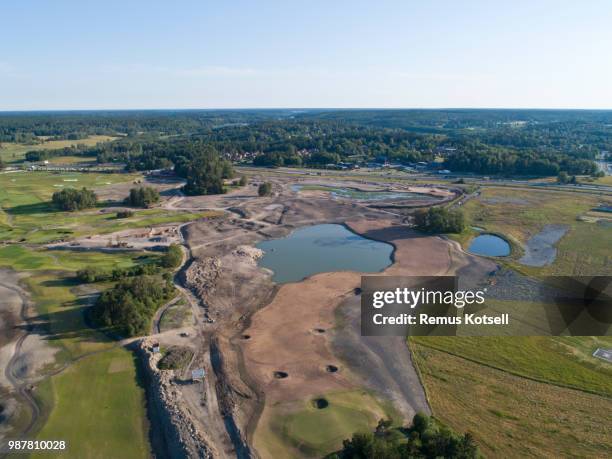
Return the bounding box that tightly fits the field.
[0,136,116,163]
[413,336,612,397]
[411,343,612,458]
[34,347,150,459]
[0,247,152,456]
[456,186,612,275]
[0,171,212,243]
[255,390,395,458]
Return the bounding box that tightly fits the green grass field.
[256,390,397,458]
[35,347,150,459]
[0,247,152,457]
[0,171,217,243]
[0,136,116,163]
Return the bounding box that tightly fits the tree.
[557,171,569,184]
[239,175,248,186]
[414,207,465,234]
[126,186,160,208]
[161,244,183,269]
[51,187,97,211]
[258,182,272,196]
[181,147,232,196]
[92,274,175,336]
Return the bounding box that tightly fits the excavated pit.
[312,398,329,409]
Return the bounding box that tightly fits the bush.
[126,186,159,208]
[258,182,272,196]
[161,244,183,269]
[414,207,465,234]
[116,210,134,218]
[239,175,247,186]
[51,187,97,211]
[157,346,194,370]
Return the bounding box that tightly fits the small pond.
[257,224,394,283]
[468,234,511,257]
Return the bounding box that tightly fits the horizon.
[2,107,612,114]
[2,0,612,110]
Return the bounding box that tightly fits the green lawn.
[257,390,397,458]
[35,347,150,459]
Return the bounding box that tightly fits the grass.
[0,171,140,207]
[0,206,219,244]
[35,347,150,459]
[412,344,612,458]
[412,336,612,396]
[0,170,219,243]
[458,186,612,275]
[0,245,147,272]
[0,248,153,458]
[256,390,397,458]
[0,136,116,163]
[159,299,192,332]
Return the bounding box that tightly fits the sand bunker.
[519,224,569,267]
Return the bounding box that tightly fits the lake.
[468,234,511,257]
[256,224,394,283]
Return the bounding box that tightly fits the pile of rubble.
[185,257,222,307]
[137,339,214,459]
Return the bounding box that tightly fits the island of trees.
[51,188,97,211]
[333,413,479,459]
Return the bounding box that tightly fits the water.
[257,224,393,283]
[292,185,438,201]
[468,234,511,257]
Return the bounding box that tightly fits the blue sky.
[1,0,611,110]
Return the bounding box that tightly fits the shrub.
[258,182,272,196]
[116,210,134,218]
[157,346,194,370]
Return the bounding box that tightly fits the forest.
[2,109,611,177]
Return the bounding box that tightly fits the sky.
[1,0,612,110]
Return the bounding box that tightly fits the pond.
[468,234,511,257]
[292,185,438,201]
[256,224,394,283]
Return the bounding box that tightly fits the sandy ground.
[93,175,185,202]
[167,174,470,457]
[0,270,27,390]
[47,224,183,251]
